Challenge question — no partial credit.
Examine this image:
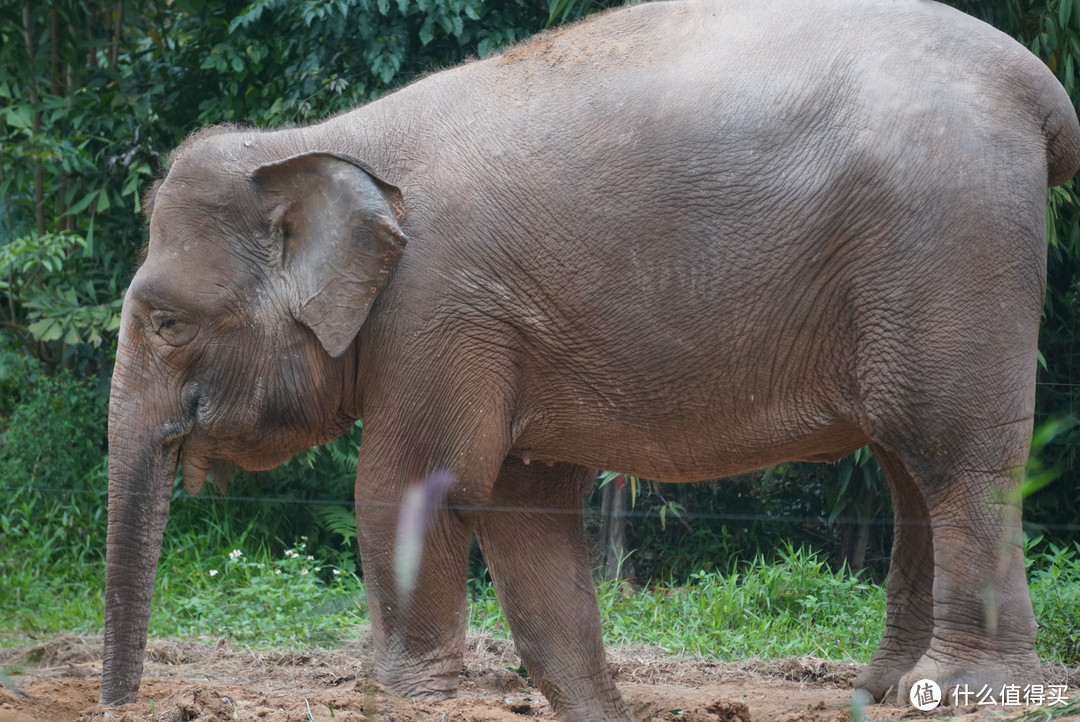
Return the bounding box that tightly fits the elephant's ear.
[252,152,407,358]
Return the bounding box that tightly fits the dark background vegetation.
[2,0,1080,623]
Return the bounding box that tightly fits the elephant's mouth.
[175,381,357,496]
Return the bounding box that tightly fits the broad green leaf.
[3,105,34,130]
[27,319,61,342]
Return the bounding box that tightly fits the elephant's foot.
[896,648,1043,707]
[855,610,932,702]
[856,655,914,703]
[548,692,636,722]
[377,656,461,702]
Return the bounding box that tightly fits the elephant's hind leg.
[856,445,935,702]
[853,201,1046,704]
[895,442,1041,706]
[475,459,635,722]
[864,390,1041,704]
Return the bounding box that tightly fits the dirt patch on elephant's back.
[1,635,1078,721]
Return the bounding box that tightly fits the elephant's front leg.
[354,453,474,699]
[475,458,635,722]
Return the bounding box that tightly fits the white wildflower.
[209,569,218,577]
[229,549,242,559]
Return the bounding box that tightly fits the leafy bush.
[0,350,108,641]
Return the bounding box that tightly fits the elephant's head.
[100,130,407,705]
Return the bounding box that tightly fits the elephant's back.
[355,0,1068,305]
[363,0,1069,189]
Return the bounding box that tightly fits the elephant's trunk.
[99,343,184,705]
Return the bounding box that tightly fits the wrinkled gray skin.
[101,0,1080,718]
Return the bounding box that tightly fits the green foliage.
[0,0,590,373]
[150,538,365,645]
[476,542,1080,667]
[1027,537,1080,664]
[5,531,1080,673]
[0,2,158,374]
[136,0,564,130]
[603,452,892,586]
[597,546,885,661]
[0,231,123,350]
[0,350,108,642]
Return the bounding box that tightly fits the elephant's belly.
[513,413,869,484]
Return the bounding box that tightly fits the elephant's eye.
[149,310,194,346]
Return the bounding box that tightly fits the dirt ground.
[2,635,1079,722]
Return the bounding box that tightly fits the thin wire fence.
[5,485,1080,533]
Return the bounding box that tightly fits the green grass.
[471,544,885,661]
[0,533,369,648]
[599,546,885,660]
[4,534,1080,671]
[149,535,367,646]
[1027,537,1080,664]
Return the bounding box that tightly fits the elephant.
[100,0,1080,718]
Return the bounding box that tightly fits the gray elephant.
[100,0,1080,718]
